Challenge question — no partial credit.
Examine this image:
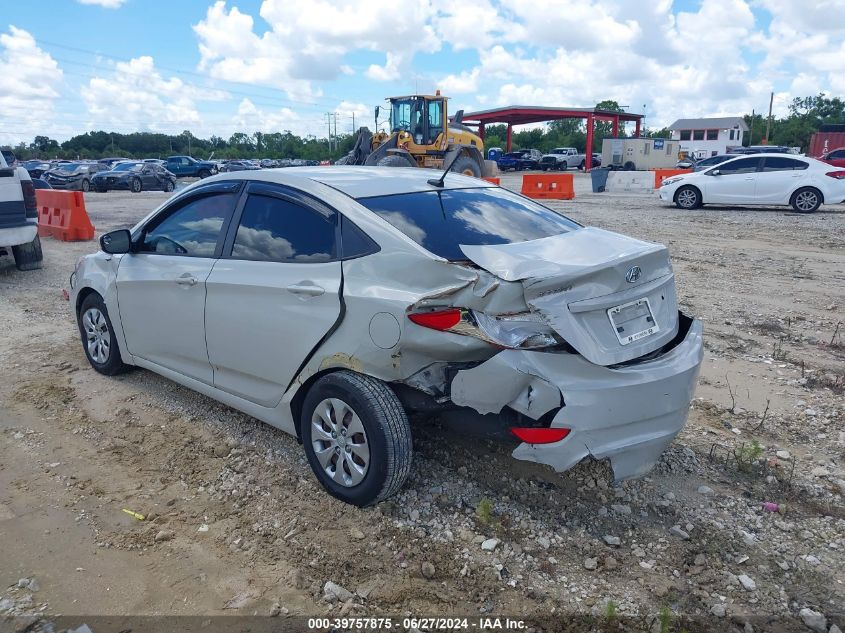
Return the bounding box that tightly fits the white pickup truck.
[0,150,42,270]
[539,147,589,171]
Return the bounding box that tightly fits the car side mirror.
[100,229,132,254]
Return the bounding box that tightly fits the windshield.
[358,187,581,261]
[114,162,144,172]
[56,163,86,172]
[390,98,423,132]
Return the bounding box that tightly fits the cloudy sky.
[1,0,843,145]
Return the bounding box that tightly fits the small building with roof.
[668,116,749,158]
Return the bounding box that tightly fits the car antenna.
[427,146,462,188]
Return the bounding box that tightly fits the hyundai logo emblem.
[626,266,642,283]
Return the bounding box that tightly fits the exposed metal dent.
[452,317,703,481]
[451,353,561,418]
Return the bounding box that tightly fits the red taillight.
[21,180,37,218]
[408,309,462,331]
[510,427,571,444]
[825,170,845,179]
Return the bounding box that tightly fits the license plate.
[607,298,659,345]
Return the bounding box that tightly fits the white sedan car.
[71,167,703,506]
[659,153,845,213]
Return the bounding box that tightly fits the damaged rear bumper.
[451,315,703,480]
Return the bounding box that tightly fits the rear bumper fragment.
[450,314,703,480]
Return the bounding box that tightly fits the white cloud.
[76,0,128,7]
[0,26,64,145]
[80,56,229,134]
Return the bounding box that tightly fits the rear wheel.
[450,155,482,178]
[301,371,412,506]
[130,177,142,193]
[790,187,822,213]
[12,235,43,271]
[578,160,585,170]
[675,185,702,210]
[77,293,128,375]
[623,161,636,171]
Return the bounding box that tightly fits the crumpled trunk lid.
[460,227,680,366]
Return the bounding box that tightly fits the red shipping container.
[809,132,845,157]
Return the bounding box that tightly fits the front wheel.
[77,293,128,375]
[163,179,175,192]
[675,185,702,210]
[301,371,412,506]
[197,169,211,179]
[790,187,822,213]
[130,178,142,193]
[81,178,90,192]
[449,155,482,178]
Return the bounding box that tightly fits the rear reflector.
[510,427,571,444]
[825,170,845,179]
[408,309,461,331]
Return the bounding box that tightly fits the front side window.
[141,193,234,256]
[358,187,580,261]
[761,157,808,171]
[714,157,760,175]
[231,194,336,262]
[391,100,413,131]
[829,149,845,159]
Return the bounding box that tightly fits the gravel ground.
[0,172,843,632]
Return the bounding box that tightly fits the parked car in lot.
[98,157,130,169]
[70,167,703,505]
[165,155,217,179]
[91,161,177,193]
[43,162,105,192]
[660,154,845,213]
[819,147,845,168]
[220,160,260,173]
[21,160,52,179]
[0,151,42,271]
[539,147,587,171]
[496,149,542,171]
[686,154,734,171]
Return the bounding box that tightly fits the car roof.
[215,165,493,199]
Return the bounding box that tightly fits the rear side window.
[761,157,808,171]
[358,187,580,261]
[231,194,337,262]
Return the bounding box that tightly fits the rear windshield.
[357,187,580,261]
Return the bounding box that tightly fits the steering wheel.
[396,119,410,129]
[151,235,187,255]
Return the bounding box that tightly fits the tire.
[12,234,43,271]
[377,155,412,168]
[77,293,128,376]
[301,371,412,506]
[790,187,822,213]
[130,178,142,193]
[81,178,90,192]
[450,156,480,177]
[623,161,636,171]
[578,160,585,171]
[197,169,211,179]
[674,185,702,210]
[163,179,175,192]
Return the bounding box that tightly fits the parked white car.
[71,167,703,506]
[0,151,42,271]
[659,153,845,213]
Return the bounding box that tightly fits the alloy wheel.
[310,397,370,487]
[82,307,111,364]
[677,189,697,208]
[794,190,818,212]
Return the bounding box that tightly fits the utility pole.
[750,109,755,145]
[352,111,355,133]
[325,112,333,152]
[332,112,337,149]
[764,92,774,144]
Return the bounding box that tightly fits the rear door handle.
[286,282,325,297]
[744,176,754,180]
[175,274,197,286]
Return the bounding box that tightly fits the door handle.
[286,282,325,297]
[744,176,754,180]
[175,274,198,286]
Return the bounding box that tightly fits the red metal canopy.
[457,105,645,171]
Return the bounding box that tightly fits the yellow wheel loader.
[337,92,496,178]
